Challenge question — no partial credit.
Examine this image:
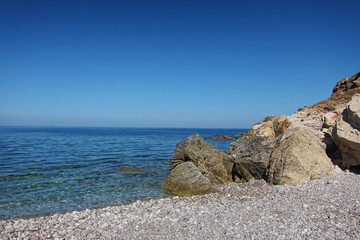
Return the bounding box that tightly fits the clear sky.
[0,0,359,128]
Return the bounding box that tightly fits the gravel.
[1,171,359,239]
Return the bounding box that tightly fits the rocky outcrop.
[289,72,360,171]
[267,127,334,185]
[163,71,360,196]
[162,134,233,196]
[290,71,360,131]
[205,135,235,140]
[332,71,360,96]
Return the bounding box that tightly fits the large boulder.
[162,134,233,196]
[170,133,232,184]
[229,115,291,182]
[267,127,334,185]
[162,162,216,196]
[332,95,360,168]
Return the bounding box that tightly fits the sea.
[0,126,246,220]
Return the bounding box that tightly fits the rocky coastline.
[1,71,359,239]
[163,71,360,196]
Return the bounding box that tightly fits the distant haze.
[1,1,359,128]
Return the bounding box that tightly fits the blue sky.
[0,0,359,128]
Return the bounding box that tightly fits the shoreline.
[1,172,359,239]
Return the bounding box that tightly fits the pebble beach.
[1,171,359,240]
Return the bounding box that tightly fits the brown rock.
[116,166,142,172]
[205,135,235,140]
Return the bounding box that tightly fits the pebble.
[0,173,359,239]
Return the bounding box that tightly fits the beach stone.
[162,162,217,196]
[267,127,334,185]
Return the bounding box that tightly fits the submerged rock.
[233,133,246,137]
[205,135,235,140]
[116,166,143,172]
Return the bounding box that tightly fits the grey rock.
[229,115,291,182]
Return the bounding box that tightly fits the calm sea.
[0,127,245,219]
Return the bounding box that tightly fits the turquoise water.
[0,127,245,219]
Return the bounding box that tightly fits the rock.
[244,115,292,139]
[332,71,360,95]
[162,134,234,196]
[322,112,338,129]
[116,166,142,172]
[346,94,360,130]
[170,134,232,183]
[229,115,291,182]
[161,162,217,196]
[332,117,360,168]
[331,94,360,169]
[234,133,246,137]
[290,71,360,131]
[267,127,334,185]
[205,135,235,140]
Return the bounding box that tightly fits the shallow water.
[0,127,245,219]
